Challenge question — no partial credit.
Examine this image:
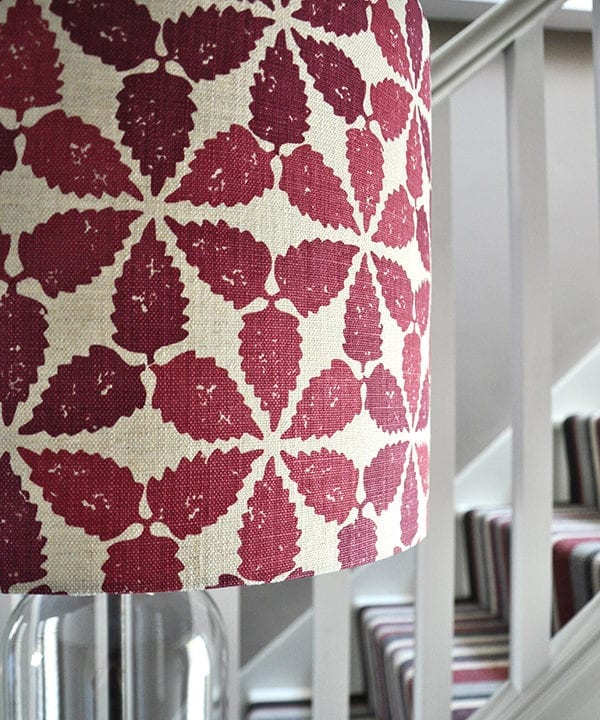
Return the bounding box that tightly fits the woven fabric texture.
[0,0,431,594]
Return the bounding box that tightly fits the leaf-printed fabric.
[0,0,431,594]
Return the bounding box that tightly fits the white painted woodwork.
[211,587,241,720]
[505,26,554,691]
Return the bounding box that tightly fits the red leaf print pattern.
[403,332,421,419]
[250,31,310,151]
[50,0,159,71]
[280,145,359,233]
[415,280,430,333]
[419,58,431,111]
[0,232,10,275]
[19,209,141,298]
[147,448,262,539]
[419,109,431,178]
[346,128,384,232]
[238,458,301,582]
[20,345,145,436]
[22,110,142,200]
[343,255,383,369]
[371,0,410,79]
[416,206,430,271]
[111,220,189,361]
[337,514,378,569]
[152,352,262,442]
[292,30,365,123]
[239,306,302,431]
[401,456,419,546]
[406,113,423,200]
[416,443,429,494]
[292,0,369,37]
[417,371,429,431]
[405,0,424,84]
[166,124,274,207]
[363,442,409,515]
[275,238,358,317]
[102,530,183,593]
[365,364,408,433]
[0,452,47,592]
[0,292,48,426]
[282,360,362,440]
[163,5,273,82]
[0,122,18,174]
[117,67,196,196]
[0,0,63,122]
[370,80,412,141]
[19,448,142,540]
[373,187,414,249]
[281,449,358,523]
[372,253,414,331]
[166,217,270,309]
[211,574,244,588]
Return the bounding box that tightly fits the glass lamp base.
[1,591,227,720]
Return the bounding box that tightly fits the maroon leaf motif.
[419,109,431,178]
[292,0,369,36]
[406,0,424,85]
[102,530,183,593]
[211,574,245,589]
[287,567,314,580]
[417,371,429,431]
[400,456,418,546]
[116,67,196,196]
[292,29,365,123]
[19,448,142,539]
[111,220,189,361]
[364,441,409,515]
[147,448,262,539]
[239,306,302,431]
[275,238,358,316]
[0,452,47,592]
[152,352,262,442]
[415,280,430,334]
[372,253,414,331]
[403,332,421,418]
[166,124,274,207]
[19,209,141,298]
[343,255,382,369]
[163,5,273,82]
[250,30,310,151]
[337,513,377,569]
[20,345,146,436]
[166,217,270,309]
[416,442,429,494]
[365,364,408,433]
[346,128,384,232]
[282,360,362,440]
[0,122,19,174]
[238,458,301,582]
[0,231,9,274]
[0,291,48,426]
[419,58,431,111]
[280,145,359,233]
[373,187,414,249]
[281,449,358,524]
[371,0,410,79]
[0,0,63,121]
[416,206,430,271]
[406,113,423,200]
[50,0,159,71]
[370,79,412,141]
[22,110,142,200]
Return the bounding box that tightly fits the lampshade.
[0,0,431,595]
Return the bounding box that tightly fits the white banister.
[432,0,565,106]
[505,25,553,691]
[211,586,241,720]
[312,571,351,720]
[414,98,455,720]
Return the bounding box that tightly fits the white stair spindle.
[312,571,351,720]
[414,98,455,720]
[211,586,241,720]
[505,26,553,691]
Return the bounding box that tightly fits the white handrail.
[432,0,566,105]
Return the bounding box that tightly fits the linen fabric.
[0,0,431,593]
